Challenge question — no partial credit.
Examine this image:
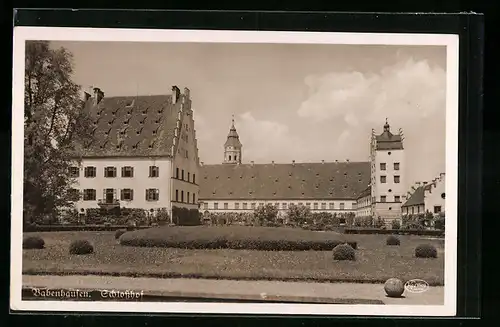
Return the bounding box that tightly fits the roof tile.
[199,162,370,200]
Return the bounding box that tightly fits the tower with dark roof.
[369,118,406,222]
[223,115,242,164]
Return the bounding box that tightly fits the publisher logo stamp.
[404,279,429,293]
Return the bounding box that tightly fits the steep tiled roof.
[199,161,370,200]
[356,185,372,200]
[76,93,183,157]
[401,184,432,207]
[375,121,403,150]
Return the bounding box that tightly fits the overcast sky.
[51,41,447,186]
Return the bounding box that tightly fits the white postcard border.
[11,27,459,316]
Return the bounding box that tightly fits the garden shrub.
[286,204,312,226]
[115,229,126,239]
[332,243,356,261]
[391,219,401,230]
[386,235,401,246]
[155,208,170,225]
[69,240,94,255]
[374,217,385,228]
[23,235,45,249]
[434,215,445,231]
[415,244,438,258]
[403,221,425,230]
[254,204,278,226]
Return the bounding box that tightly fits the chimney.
[440,173,445,180]
[292,160,295,166]
[82,90,91,102]
[172,86,181,104]
[200,161,204,166]
[93,87,104,105]
[183,87,190,99]
[272,161,275,165]
[346,159,350,163]
[251,161,254,166]
[335,160,338,163]
[321,160,325,164]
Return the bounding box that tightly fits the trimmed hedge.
[386,235,401,246]
[344,227,444,236]
[172,207,201,226]
[332,243,356,261]
[23,236,45,249]
[120,226,357,251]
[69,240,94,255]
[115,229,127,240]
[23,224,151,232]
[415,244,438,258]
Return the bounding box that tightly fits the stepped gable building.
[401,173,446,216]
[199,117,407,223]
[70,85,200,220]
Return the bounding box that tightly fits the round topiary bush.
[69,240,94,255]
[415,243,438,258]
[23,235,45,249]
[384,278,405,297]
[386,235,401,246]
[115,229,126,240]
[332,243,356,261]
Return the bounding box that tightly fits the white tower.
[370,118,405,223]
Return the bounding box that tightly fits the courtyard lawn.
[22,229,445,285]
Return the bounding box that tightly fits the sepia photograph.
[11,28,458,316]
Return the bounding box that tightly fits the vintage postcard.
[11,27,458,316]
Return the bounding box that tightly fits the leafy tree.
[23,41,93,225]
[286,204,312,226]
[254,204,278,226]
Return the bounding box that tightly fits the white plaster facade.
[200,199,357,214]
[424,173,446,214]
[72,157,173,211]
